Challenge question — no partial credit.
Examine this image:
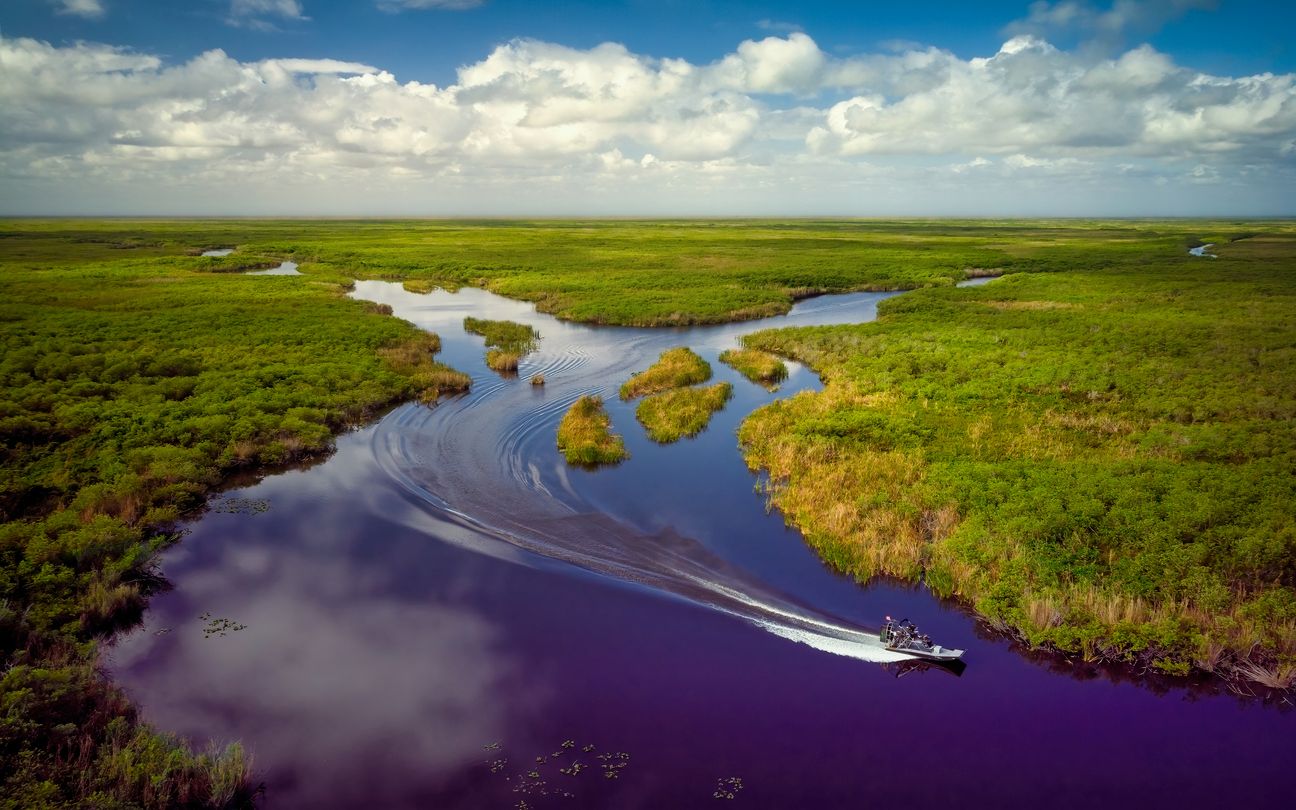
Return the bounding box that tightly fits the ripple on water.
[346,280,923,666]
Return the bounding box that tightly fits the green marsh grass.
[464,316,539,375]
[1,216,1292,799]
[401,279,439,294]
[619,347,711,399]
[378,332,471,400]
[0,235,470,804]
[719,348,788,388]
[738,231,1296,684]
[486,349,521,372]
[463,317,539,353]
[636,383,734,443]
[0,217,1158,326]
[557,395,628,466]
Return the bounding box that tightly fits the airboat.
[880,617,964,662]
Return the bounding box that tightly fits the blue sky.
[3,0,1294,215]
[9,1,1294,80]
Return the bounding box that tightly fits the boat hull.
[888,645,965,662]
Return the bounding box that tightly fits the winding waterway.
[107,277,1293,809]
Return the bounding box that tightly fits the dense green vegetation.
[636,383,734,443]
[1,217,1292,807]
[556,396,628,466]
[0,218,1080,327]
[462,317,540,372]
[740,232,1296,686]
[0,236,467,805]
[620,348,712,400]
[719,348,788,389]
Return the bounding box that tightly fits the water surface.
[108,281,1294,809]
[246,260,301,275]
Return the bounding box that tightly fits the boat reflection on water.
[882,658,968,679]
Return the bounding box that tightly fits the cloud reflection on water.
[110,474,540,807]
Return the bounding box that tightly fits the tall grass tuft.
[88,719,259,809]
[486,349,520,372]
[379,331,469,399]
[620,347,711,399]
[1232,659,1296,690]
[635,383,733,443]
[464,317,538,375]
[719,348,787,388]
[557,395,628,466]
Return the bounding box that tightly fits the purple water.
[107,281,1294,809]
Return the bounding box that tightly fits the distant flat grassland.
[740,231,1296,685]
[0,218,1228,326]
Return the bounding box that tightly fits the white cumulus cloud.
[0,29,1291,215]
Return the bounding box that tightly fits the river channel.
[107,276,1293,808]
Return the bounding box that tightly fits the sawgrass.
[464,317,539,375]
[738,231,1296,684]
[0,236,469,805]
[619,347,711,400]
[1,216,1292,798]
[719,348,788,388]
[635,383,734,443]
[557,395,628,466]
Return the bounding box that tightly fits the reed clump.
[463,317,538,353]
[620,347,711,400]
[531,373,545,386]
[378,331,470,400]
[557,395,628,466]
[719,348,787,388]
[464,317,539,375]
[402,279,438,294]
[486,349,520,372]
[636,383,733,443]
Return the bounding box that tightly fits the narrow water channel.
[107,278,1294,809]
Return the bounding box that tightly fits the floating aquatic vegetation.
[198,612,247,638]
[210,497,269,515]
[714,776,745,799]
[484,738,631,803]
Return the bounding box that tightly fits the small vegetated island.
[719,348,788,390]
[462,316,540,373]
[2,219,1294,806]
[619,347,712,399]
[620,347,732,443]
[635,384,733,443]
[557,395,628,466]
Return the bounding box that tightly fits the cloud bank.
[1,29,1292,214]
